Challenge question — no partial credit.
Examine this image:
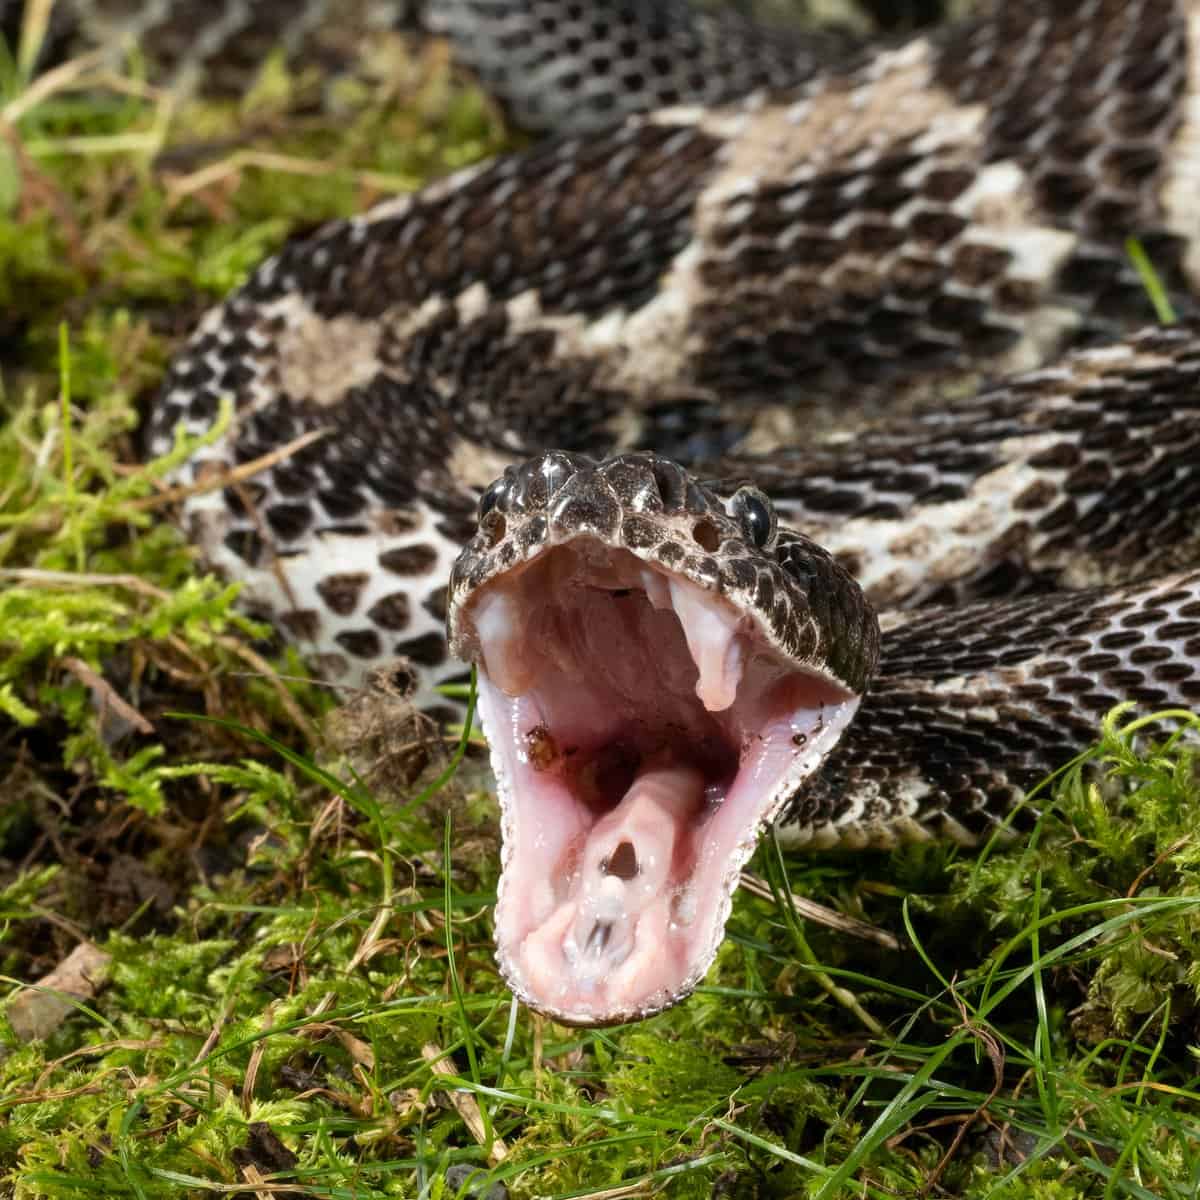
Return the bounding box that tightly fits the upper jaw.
[458,538,861,1025]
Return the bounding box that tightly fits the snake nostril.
[692,518,720,552]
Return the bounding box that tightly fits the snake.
[24,0,1200,1024]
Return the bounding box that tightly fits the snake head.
[448,451,879,1025]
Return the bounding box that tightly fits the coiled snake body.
[77,0,1200,1021]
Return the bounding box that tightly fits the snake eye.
[478,477,507,519]
[730,487,776,549]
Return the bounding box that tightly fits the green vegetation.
[2,22,1200,1200]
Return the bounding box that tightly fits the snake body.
[51,0,1200,1020]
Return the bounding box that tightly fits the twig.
[242,1006,273,1114]
[0,568,170,599]
[739,871,900,950]
[920,977,1005,1194]
[422,1042,508,1164]
[60,656,155,736]
[2,46,111,124]
[211,636,322,744]
[164,148,418,203]
[132,427,330,511]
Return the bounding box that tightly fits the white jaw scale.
[462,541,861,1025]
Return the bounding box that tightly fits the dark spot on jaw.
[378,544,440,575]
[316,572,371,616]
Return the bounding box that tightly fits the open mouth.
[463,537,861,1025]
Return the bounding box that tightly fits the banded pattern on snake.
[26,0,1200,1021]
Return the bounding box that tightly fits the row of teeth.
[471,567,748,711]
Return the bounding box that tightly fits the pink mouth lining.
[466,541,859,1025]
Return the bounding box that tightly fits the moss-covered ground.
[2,15,1200,1200]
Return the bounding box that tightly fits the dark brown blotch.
[423,587,448,622]
[319,489,367,520]
[278,609,322,641]
[265,503,313,542]
[1154,662,1195,683]
[317,572,371,617]
[1012,478,1057,511]
[223,529,265,565]
[335,629,383,659]
[379,544,440,576]
[366,592,411,631]
[1159,620,1200,640]
[395,633,448,666]
[951,242,1011,287]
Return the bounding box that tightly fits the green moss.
[0,19,1199,1200]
